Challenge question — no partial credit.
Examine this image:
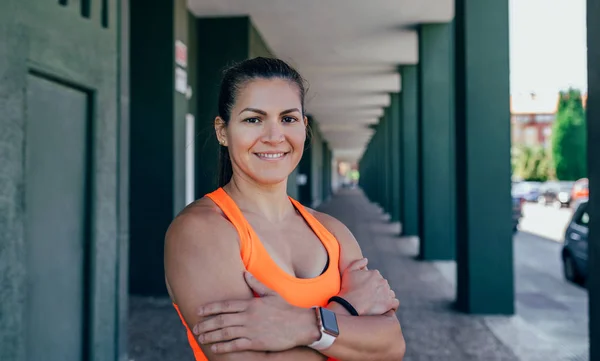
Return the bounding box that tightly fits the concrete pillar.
[322,142,332,202]
[586,0,599,358]
[418,23,456,260]
[311,124,324,207]
[389,93,402,223]
[381,110,392,214]
[454,0,514,314]
[401,65,420,236]
[298,117,315,205]
[129,0,189,296]
[376,120,385,208]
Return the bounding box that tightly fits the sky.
[509,0,588,95]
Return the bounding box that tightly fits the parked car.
[538,181,575,208]
[512,181,541,202]
[561,199,589,285]
[571,178,589,206]
[511,192,524,234]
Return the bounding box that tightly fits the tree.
[551,88,587,180]
[513,145,552,182]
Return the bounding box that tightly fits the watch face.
[320,308,339,336]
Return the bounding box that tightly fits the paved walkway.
[318,189,518,361]
[128,188,588,360]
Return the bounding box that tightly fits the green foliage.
[551,88,587,180]
[513,146,553,182]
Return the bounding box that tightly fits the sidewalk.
[318,189,518,361]
[128,188,583,360]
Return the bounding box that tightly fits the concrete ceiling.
[188,0,454,162]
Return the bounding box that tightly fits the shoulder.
[304,207,364,271]
[167,196,236,240]
[164,196,240,272]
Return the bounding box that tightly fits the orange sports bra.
[173,188,342,361]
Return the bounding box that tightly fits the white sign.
[175,40,187,68]
[175,67,187,94]
[297,174,308,186]
[185,113,195,206]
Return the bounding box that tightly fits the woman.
[164,57,405,361]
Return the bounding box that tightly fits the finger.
[345,258,368,272]
[244,272,274,297]
[198,300,249,317]
[210,337,254,354]
[193,313,245,335]
[391,298,400,311]
[199,326,246,345]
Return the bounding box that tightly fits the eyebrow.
[238,108,301,116]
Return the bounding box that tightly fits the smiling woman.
[164,57,405,361]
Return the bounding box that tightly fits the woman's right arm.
[164,207,327,361]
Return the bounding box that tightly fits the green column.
[418,23,456,260]
[298,117,315,205]
[587,0,599,358]
[322,142,331,201]
[311,124,324,207]
[196,17,249,197]
[130,0,189,295]
[363,140,373,199]
[195,17,276,198]
[377,120,385,208]
[389,93,402,223]
[401,66,420,236]
[381,110,391,214]
[454,0,514,314]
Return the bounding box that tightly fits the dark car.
[538,181,575,208]
[512,181,541,202]
[561,199,589,284]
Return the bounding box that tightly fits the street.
[518,202,574,242]
[434,202,590,360]
[489,202,589,360]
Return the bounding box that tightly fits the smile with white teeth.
[256,152,286,159]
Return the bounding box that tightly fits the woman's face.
[216,78,307,186]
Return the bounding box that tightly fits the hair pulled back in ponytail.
[216,57,307,187]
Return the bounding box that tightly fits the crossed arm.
[164,209,405,361]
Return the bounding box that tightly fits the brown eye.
[244,117,260,124]
[282,116,297,123]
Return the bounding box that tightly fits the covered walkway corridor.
[0,0,598,360]
[129,189,588,360]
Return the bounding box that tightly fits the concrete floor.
[128,188,589,361]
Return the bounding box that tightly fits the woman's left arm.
[306,308,404,361]
[288,211,406,361]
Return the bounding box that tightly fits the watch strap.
[308,307,337,350]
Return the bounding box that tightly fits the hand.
[192,272,319,354]
[336,258,399,316]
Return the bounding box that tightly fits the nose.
[262,119,285,144]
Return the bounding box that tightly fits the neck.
[223,173,294,223]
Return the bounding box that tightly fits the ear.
[214,117,228,146]
[303,116,308,127]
